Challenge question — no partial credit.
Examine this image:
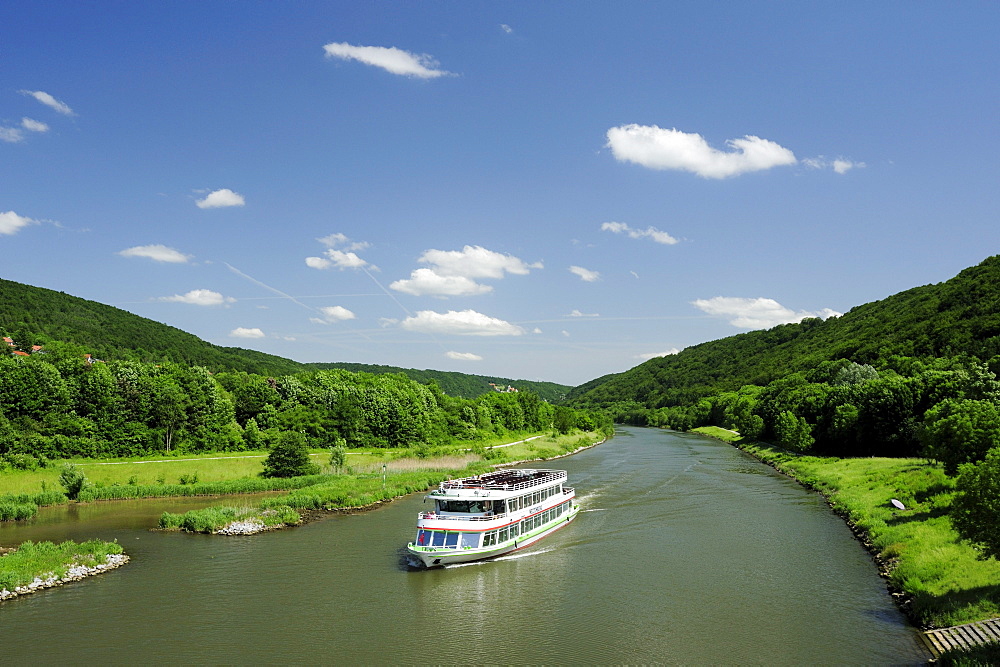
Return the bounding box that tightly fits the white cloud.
[323,42,453,79]
[692,296,842,329]
[420,245,539,279]
[2,118,53,143]
[803,156,866,174]
[0,211,40,235]
[636,349,680,360]
[160,289,234,306]
[601,221,679,245]
[390,268,493,297]
[401,309,525,336]
[568,309,599,317]
[230,327,265,339]
[569,265,600,282]
[307,233,372,270]
[305,256,331,269]
[319,305,356,322]
[20,90,74,116]
[391,245,540,297]
[834,159,863,174]
[196,188,245,209]
[21,118,49,133]
[606,124,797,179]
[500,24,513,34]
[318,233,369,252]
[311,249,368,270]
[118,244,192,263]
[0,127,25,143]
[446,351,483,361]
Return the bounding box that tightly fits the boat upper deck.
[434,469,566,495]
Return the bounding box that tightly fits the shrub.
[58,463,88,500]
[261,432,320,478]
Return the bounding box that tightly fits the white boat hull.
[407,502,579,568]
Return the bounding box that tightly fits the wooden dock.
[921,618,1000,658]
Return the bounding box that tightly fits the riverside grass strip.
[693,426,1000,628]
[0,539,125,595]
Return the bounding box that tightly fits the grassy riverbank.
[0,431,596,520]
[156,432,600,533]
[1,431,600,532]
[0,539,125,594]
[693,426,1000,629]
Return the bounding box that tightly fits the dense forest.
[304,362,569,402]
[0,277,598,462]
[0,278,569,400]
[0,354,606,461]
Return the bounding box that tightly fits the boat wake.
[443,548,555,568]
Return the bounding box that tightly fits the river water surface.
[1,427,928,664]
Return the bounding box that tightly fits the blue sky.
[3,2,999,386]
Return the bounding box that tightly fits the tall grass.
[0,539,123,591]
[77,473,334,501]
[0,490,69,521]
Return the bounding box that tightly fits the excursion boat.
[406,468,580,568]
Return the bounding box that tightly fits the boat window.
[445,532,459,548]
[499,527,508,542]
[416,529,433,546]
[461,532,479,549]
[533,491,541,505]
[438,500,482,513]
[484,531,496,547]
[431,531,446,547]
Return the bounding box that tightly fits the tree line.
[0,354,609,463]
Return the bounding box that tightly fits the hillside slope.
[0,278,571,399]
[0,278,304,375]
[569,255,1000,409]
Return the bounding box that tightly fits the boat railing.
[441,471,566,492]
[418,511,506,522]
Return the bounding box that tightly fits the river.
[1,427,928,664]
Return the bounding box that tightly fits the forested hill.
[0,278,304,376]
[0,278,570,399]
[568,255,1000,410]
[304,363,569,402]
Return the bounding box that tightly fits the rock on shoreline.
[216,519,274,535]
[0,553,130,601]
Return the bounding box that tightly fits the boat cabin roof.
[431,469,566,498]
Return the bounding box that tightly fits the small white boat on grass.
[406,468,580,568]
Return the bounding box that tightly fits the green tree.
[261,431,319,478]
[243,417,263,449]
[775,410,814,452]
[950,448,1000,560]
[150,375,188,452]
[920,398,1000,475]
